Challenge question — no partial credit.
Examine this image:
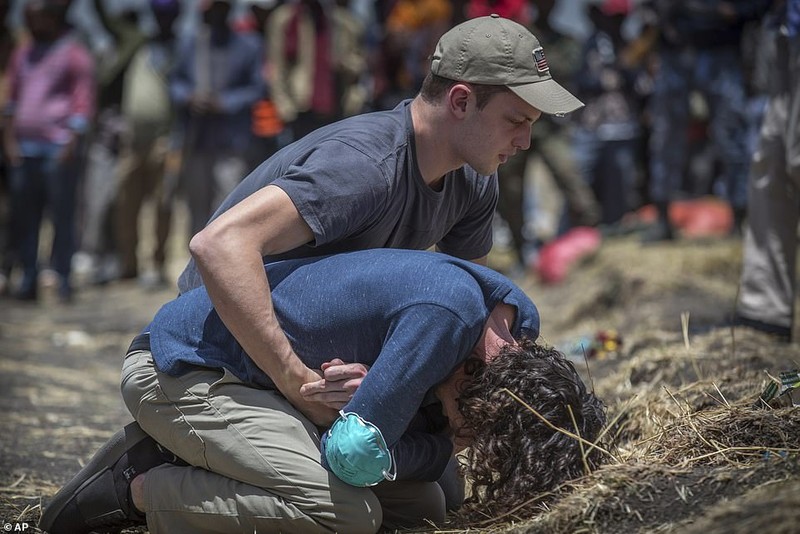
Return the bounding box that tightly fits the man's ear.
[447,83,472,117]
[464,357,485,376]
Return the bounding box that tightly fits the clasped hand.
[300,358,369,410]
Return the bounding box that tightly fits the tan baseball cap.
[430,14,584,116]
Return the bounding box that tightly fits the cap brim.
[509,79,584,116]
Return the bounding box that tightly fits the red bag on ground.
[534,226,602,284]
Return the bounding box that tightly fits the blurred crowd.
[0,0,782,302]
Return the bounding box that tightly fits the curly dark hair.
[454,338,607,521]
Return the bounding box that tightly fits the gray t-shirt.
[178,100,498,293]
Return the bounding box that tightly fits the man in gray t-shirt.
[177,98,498,292]
[180,15,585,428]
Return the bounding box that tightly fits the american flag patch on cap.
[533,47,549,74]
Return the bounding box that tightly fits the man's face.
[0,0,9,25]
[436,365,472,450]
[251,6,270,28]
[25,5,60,42]
[537,0,557,20]
[153,6,180,34]
[203,1,231,27]
[458,90,541,176]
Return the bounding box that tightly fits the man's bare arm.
[189,185,337,425]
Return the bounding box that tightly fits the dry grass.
[3,236,799,533]
[411,237,800,534]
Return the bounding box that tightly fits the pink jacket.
[6,34,95,144]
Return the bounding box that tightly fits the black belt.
[127,332,151,353]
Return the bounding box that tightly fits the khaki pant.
[115,136,173,278]
[737,38,800,330]
[120,349,445,533]
[180,149,247,239]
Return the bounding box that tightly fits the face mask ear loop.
[362,415,396,482]
[382,452,397,482]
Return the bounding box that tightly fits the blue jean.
[573,128,639,225]
[9,144,79,293]
[648,45,750,209]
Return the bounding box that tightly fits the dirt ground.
[1,228,799,533]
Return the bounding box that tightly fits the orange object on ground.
[635,197,733,238]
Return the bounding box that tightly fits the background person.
[114,0,182,287]
[78,0,147,285]
[0,0,18,296]
[3,0,95,302]
[268,0,368,139]
[472,0,602,272]
[572,0,647,228]
[643,0,772,241]
[169,0,264,240]
[735,0,800,342]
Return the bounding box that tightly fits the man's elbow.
[189,218,265,269]
[188,224,224,267]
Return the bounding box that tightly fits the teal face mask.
[324,411,397,487]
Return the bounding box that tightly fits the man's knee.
[324,486,382,534]
[373,481,446,529]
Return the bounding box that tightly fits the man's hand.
[189,94,222,115]
[57,134,79,163]
[299,359,369,410]
[718,1,737,21]
[2,126,21,167]
[278,364,339,427]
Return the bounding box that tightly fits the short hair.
[24,0,69,24]
[454,339,607,521]
[419,72,511,110]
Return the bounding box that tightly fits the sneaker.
[57,282,73,304]
[39,421,183,533]
[641,219,674,244]
[138,269,169,291]
[12,287,38,301]
[733,314,791,343]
